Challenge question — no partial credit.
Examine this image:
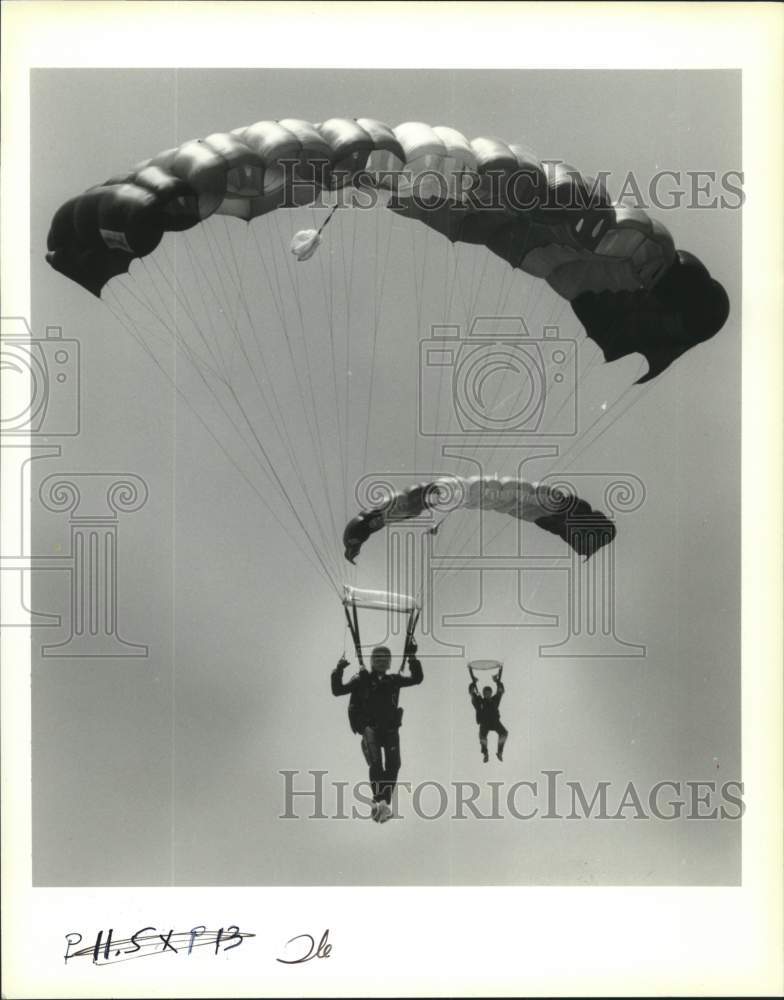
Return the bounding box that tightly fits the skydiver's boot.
[371,800,382,822]
[377,801,393,824]
[497,733,507,761]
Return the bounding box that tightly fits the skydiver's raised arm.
[398,654,423,687]
[331,657,357,697]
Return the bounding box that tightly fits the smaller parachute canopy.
[290,228,321,261]
[343,476,616,562]
[342,585,421,614]
[467,659,503,672]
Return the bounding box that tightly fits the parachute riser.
[341,586,420,673]
[399,606,421,673]
[343,601,365,668]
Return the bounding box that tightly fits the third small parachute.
[343,477,616,562]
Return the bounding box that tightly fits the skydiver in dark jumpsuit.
[331,641,423,823]
[468,666,508,763]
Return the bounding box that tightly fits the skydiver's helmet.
[370,646,392,674]
[482,686,493,699]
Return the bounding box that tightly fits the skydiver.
[468,666,508,763]
[331,639,424,823]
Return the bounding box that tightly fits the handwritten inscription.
[64,926,254,965]
[276,928,332,964]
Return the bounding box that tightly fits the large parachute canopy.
[47,117,729,384]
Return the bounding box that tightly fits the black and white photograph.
[2,3,782,997]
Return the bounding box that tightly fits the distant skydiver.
[468,664,507,763]
[331,638,423,823]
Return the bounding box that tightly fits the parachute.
[290,228,321,261]
[43,114,727,611]
[467,659,503,672]
[46,117,728,384]
[342,476,616,562]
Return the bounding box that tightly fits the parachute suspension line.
[182,224,344,584]
[426,267,606,588]
[226,229,343,574]
[165,237,232,384]
[121,266,228,387]
[466,240,493,324]
[338,213,352,576]
[458,242,479,327]
[106,272,180,353]
[182,228,254,383]
[429,242,464,472]
[432,356,650,593]
[413,255,524,595]
[338,205,370,572]
[459,315,606,490]
[142,233,347,591]
[201,219,248,339]
[410,223,432,477]
[139,291,345,593]
[434,241,476,483]
[101,289,340,596]
[220,217,257,367]
[464,239,488,328]
[338,207,362,571]
[544,360,658,479]
[288,208,349,576]
[429,267,536,579]
[359,203,396,485]
[440,261,532,490]
[199,219,259,373]
[448,257,599,484]
[274,212,348,575]
[231,225,349,588]
[271,213,340,556]
[156,235,240,387]
[255,215,347,578]
[207,222,317,454]
[145,249,232,385]
[331,212,352,564]
[311,204,350,537]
